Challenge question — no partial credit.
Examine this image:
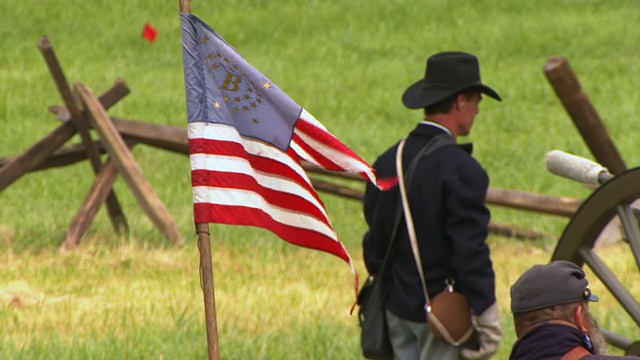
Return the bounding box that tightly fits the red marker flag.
[142,23,158,42]
[180,13,381,288]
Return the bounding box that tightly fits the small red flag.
[142,23,158,42]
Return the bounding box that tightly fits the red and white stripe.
[188,110,375,263]
[289,109,377,185]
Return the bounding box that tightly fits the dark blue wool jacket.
[363,122,495,322]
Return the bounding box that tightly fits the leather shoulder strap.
[560,346,592,360]
[396,134,456,308]
[375,135,455,278]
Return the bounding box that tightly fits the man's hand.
[461,302,502,360]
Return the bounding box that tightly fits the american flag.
[180,13,378,270]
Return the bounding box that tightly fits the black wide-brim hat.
[402,51,502,109]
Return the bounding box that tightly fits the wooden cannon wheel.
[552,167,640,355]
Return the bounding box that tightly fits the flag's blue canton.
[181,13,302,151]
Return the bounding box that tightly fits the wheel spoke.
[551,168,640,353]
[616,203,640,270]
[600,328,633,351]
[579,246,640,326]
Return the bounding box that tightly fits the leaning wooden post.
[0,80,129,191]
[74,83,182,244]
[0,121,77,191]
[179,1,220,359]
[544,57,627,175]
[39,36,129,233]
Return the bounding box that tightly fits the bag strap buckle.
[445,278,455,293]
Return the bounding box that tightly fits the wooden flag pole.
[179,0,191,13]
[179,1,220,359]
[196,222,220,360]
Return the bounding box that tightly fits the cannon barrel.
[546,150,615,185]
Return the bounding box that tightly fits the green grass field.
[2,0,640,358]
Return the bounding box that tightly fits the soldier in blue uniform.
[362,51,502,360]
